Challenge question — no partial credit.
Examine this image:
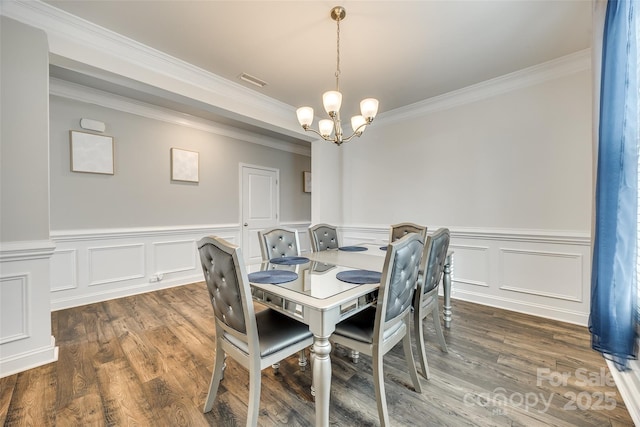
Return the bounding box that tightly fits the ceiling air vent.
[239,73,267,88]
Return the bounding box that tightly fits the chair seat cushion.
[225,309,312,357]
[256,309,312,357]
[333,307,406,344]
[333,307,376,343]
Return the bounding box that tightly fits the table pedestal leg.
[312,334,332,427]
[443,255,452,328]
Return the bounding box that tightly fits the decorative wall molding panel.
[50,222,311,311]
[0,241,58,378]
[0,274,29,345]
[340,225,591,326]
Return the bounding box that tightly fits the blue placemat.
[336,270,381,284]
[268,256,309,265]
[339,246,368,252]
[379,246,388,251]
[248,270,298,284]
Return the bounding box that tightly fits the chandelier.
[296,6,379,146]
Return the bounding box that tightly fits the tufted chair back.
[309,223,339,252]
[258,227,301,261]
[197,236,254,343]
[379,233,424,324]
[389,222,427,243]
[419,228,450,295]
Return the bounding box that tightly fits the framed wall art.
[303,171,312,193]
[70,130,114,175]
[171,148,199,183]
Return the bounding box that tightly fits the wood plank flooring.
[0,282,634,426]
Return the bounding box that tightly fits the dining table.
[248,243,453,427]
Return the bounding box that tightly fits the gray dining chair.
[413,228,450,380]
[330,233,424,427]
[257,226,308,370]
[258,227,301,260]
[308,223,340,252]
[389,222,427,243]
[197,236,314,426]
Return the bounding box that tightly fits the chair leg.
[203,344,225,413]
[414,308,430,380]
[432,304,448,353]
[402,328,422,393]
[247,362,261,427]
[372,349,390,427]
[298,348,308,371]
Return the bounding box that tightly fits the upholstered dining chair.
[308,223,339,252]
[330,233,424,427]
[258,227,301,260]
[413,228,450,380]
[389,222,427,243]
[197,236,314,426]
[257,226,308,370]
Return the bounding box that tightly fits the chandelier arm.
[340,130,362,144]
[301,126,339,143]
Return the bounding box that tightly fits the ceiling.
[43,0,592,142]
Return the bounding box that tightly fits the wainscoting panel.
[50,249,77,292]
[499,248,583,302]
[0,240,58,378]
[341,225,591,325]
[449,244,490,288]
[153,240,197,275]
[0,274,29,344]
[50,225,240,310]
[50,222,311,311]
[88,244,145,286]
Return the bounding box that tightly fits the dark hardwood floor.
[0,282,634,426]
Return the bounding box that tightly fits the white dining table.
[248,243,453,427]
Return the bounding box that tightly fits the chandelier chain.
[335,15,340,92]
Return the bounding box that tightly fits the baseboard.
[51,274,203,311]
[0,336,58,379]
[607,358,640,426]
[453,288,589,326]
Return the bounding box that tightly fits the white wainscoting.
[0,240,58,378]
[340,225,592,326]
[50,222,311,311]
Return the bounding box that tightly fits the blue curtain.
[590,0,639,371]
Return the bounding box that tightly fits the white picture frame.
[70,130,114,175]
[171,148,199,183]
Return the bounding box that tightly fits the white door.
[241,164,279,265]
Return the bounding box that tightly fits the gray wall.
[1,16,50,242]
[49,96,311,230]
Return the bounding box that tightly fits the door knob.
[244,223,248,227]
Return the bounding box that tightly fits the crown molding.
[3,0,591,143]
[379,48,592,126]
[50,78,311,157]
[1,0,308,142]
